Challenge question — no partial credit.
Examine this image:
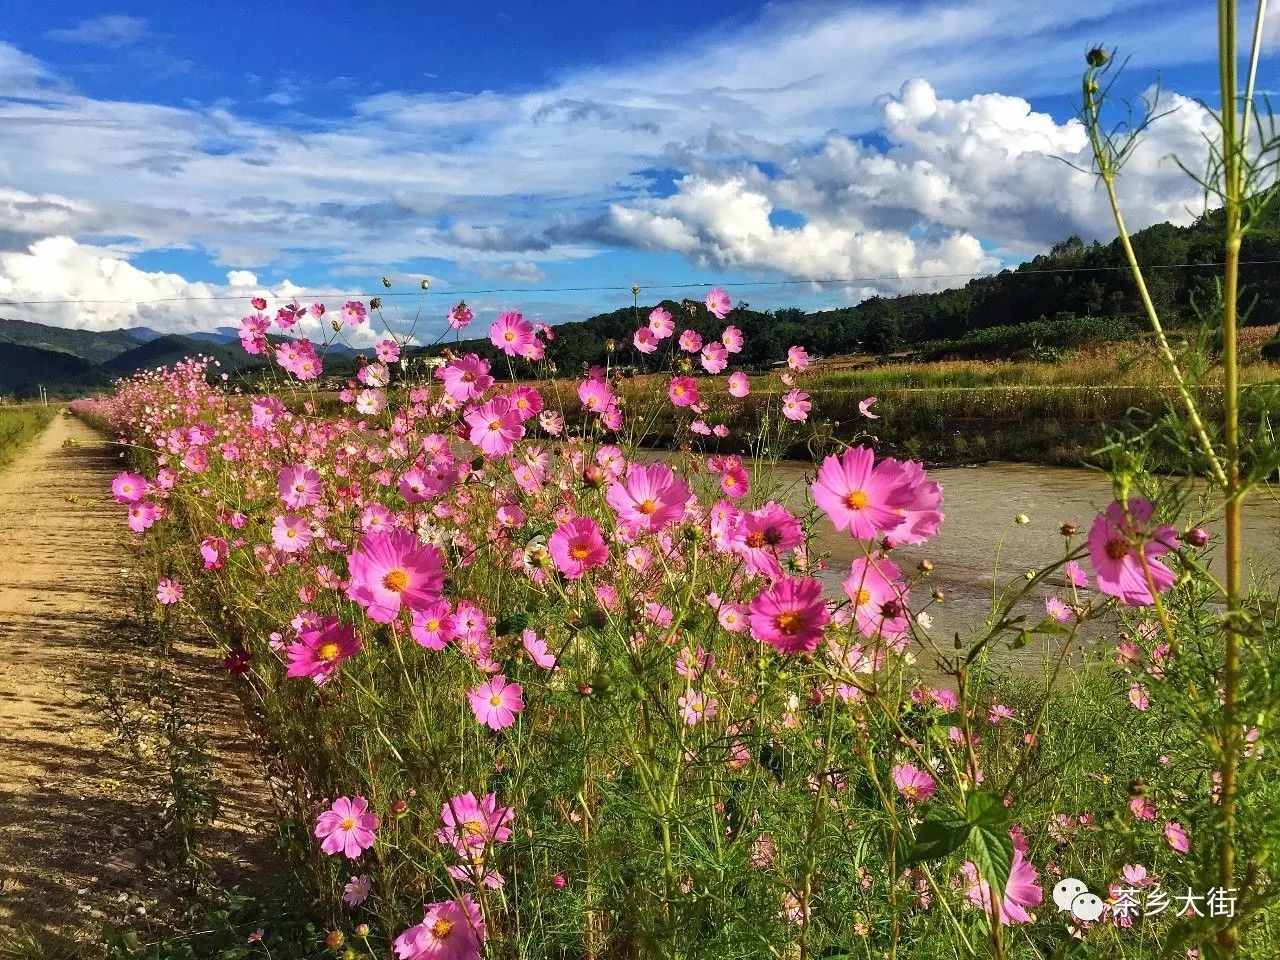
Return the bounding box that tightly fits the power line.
[2,259,1280,308]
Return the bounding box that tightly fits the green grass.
[0,404,54,471]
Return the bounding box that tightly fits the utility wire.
[2,259,1280,308]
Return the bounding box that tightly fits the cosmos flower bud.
[370,297,382,310]
[918,558,933,573]
[420,278,430,290]
[326,930,345,950]
[1060,522,1078,536]
[1087,47,1109,67]
[932,589,945,601]
[355,924,370,937]
[382,276,392,288]
[1015,513,1029,525]
[1186,526,1210,547]
[631,284,640,296]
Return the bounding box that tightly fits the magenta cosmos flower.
[748,576,831,654]
[605,463,691,532]
[436,791,515,854]
[648,306,675,338]
[892,763,937,803]
[278,464,322,509]
[633,326,659,354]
[668,376,700,408]
[465,398,524,457]
[577,378,614,414]
[156,578,183,605]
[781,389,811,422]
[111,471,147,504]
[272,513,313,553]
[787,345,810,371]
[548,516,609,579]
[437,354,494,402]
[1087,498,1179,606]
[467,675,524,730]
[965,832,1043,925]
[347,529,446,624]
[811,447,915,540]
[728,371,750,398]
[843,554,911,639]
[394,896,485,960]
[705,287,732,320]
[448,301,473,329]
[315,795,379,858]
[489,310,535,357]
[287,617,361,684]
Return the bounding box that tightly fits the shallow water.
[710,457,1280,675]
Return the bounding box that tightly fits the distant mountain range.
[0,318,371,398]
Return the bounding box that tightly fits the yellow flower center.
[318,642,341,662]
[845,490,869,510]
[854,588,871,606]
[775,611,801,634]
[489,694,503,707]
[1105,537,1130,561]
[569,544,591,561]
[340,816,357,830]
[430,918,454,940]
[383,568,409,592]
[637,498,658,515]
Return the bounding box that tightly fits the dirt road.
[0,414,272,943]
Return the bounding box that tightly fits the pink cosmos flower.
[467,675,524,730]
[156,578,183,605]
[1044,596,1073,623]
[112,471,147,504]
[843,554,911,639]
[605,463,690,532]
[508,385,543,421]
[315,796,378,858]
[720,462,749,498]
[410,600,455,650]
[448,301,474,329]
[705,287,731,319]
[633,327,658,354]
[548,516,609,579]
[465,398,524,457]
[811,447,914,540]
[128,501,157,532]
[964,835,1043,925]
[679,329,703,353]
[287,617,361,684]
[649,306,675,338]
[376,338,401,363]
[199,536,228,570]
[721,325,744,353]
[522,629,556,669]
[892,763,937,803]
[341,301,368,326]
[437,354,494,402]
[278,464,322,509]
[749,576,831,654]
[881,458,945,546]
[787,345,810,371]
[678,691,717,725]
[489,311,535,357]
[728,371,750,397]
[577,378,615,414]
[859,396,879,419]
[1066,560,1090,589]
[700,341,729,374]
[733,501,803,579]
[1087,498,1179,606]
[436,792,515,853]
[668,376,700,408]
[394,896,484,960]
[272,513,313,553]
[346,529,446,624]
[1165,820,1190,854]
[781,389,811,422]
[343,875,371,907]
[1128,683,1150,710]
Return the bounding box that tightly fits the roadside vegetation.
[0,404,54,470]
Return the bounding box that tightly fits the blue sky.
[0,1,1266,339]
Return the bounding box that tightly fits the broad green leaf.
[966,790,1014,894]
[906,804,969,863]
